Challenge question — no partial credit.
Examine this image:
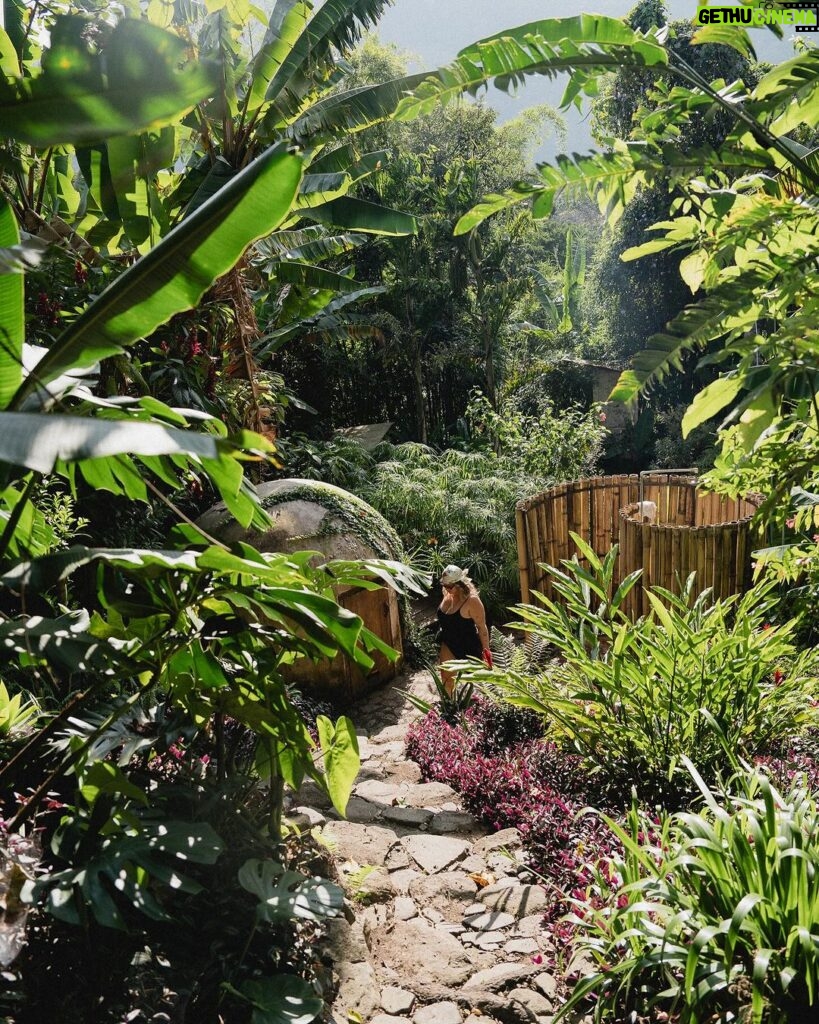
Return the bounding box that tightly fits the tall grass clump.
[561,761,819,1024]
[466,536,819,805]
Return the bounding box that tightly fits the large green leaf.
[395,16,667,121]
[239,975,323,1024]
[301,196,416,236]
[457,140,773,235]
[105,129,175,247]
[316,715,360,816]
[28,820,224,929]
[275,261,365,293]
[755,50,819,136]
[288,73,432,143]
[238,858,343,923]
[0,18,217,147]
[10,145,304,408]
[0,26,19,76]
[0,546,203,593]
[682,375,744,438]
[0,198,23,409]
[254,227,365,269]
[0,544,370,664]
[262,0,390,126]
[610,282,764,404]
[0,610,118,674]
[0,412,236,474]
[246,1,311,112]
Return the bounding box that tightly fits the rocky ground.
[287,669,567,1024]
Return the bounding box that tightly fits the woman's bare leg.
[438,643,456,696]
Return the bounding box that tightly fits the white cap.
[440,564,469,585]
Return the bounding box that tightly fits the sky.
[373,0,798,159]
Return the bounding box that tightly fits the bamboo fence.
[515,473,762,617]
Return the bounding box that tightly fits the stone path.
[287,669,561,1024]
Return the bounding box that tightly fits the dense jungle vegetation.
[1,0,819,1021]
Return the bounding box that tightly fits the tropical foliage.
[7,1,819,1021]
[463,539,819,806]
[436,10,819,550]
[0,2,439,1019]
[562,763,819,1024]
[282,393,606,614]
[276,89,570,444]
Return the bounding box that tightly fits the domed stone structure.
[197,479,404,700]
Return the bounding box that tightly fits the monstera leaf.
[238,858,344,923]
[0,610,117,674]
[238,975,323,1024]
[25,820,224,929]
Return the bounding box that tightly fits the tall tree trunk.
[482,316,496,411]
[404,287,427,443]
[411,336,427,444]
[214,258,276,446]
[469,234,497,410]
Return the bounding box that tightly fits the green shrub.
[471,537,819,805]
[464,389,606,482]
[360,442,532,615]
[278,396,608,616]
[561,762,819,1024]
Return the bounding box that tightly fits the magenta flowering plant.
[406,699,623,924]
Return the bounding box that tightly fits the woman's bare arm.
[467,596,490,650]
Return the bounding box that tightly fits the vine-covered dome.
[197,478,403,561]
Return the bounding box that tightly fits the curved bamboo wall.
[515,474,762,617]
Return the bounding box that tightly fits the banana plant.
[0,138,307,567]
[434,16,819,524]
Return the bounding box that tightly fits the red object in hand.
[482,648,493,668]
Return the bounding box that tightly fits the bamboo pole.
[516,505,530,605]
[663,526,675,595]
[710,525,721,598]
[557,483,569,566]
[724,524,737,598]
[640,521,653,617]
[696,527,708,596]
[593,478,605,559]
[683,482,694,527]
[672,521,682,596]
[679,526,690,594]
[579,479,591,550]
[567,481,578,555]
[533,501,547,597]
[718,524,733,602]
[655,524,666,599]
[712,525,722,601]
[621,512,635,617]
[707,492,719,527]
[736,521,749,590]
[694,488,704,527]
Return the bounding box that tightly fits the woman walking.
[437,564,492,694]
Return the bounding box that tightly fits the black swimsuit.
[437,604,482,659]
